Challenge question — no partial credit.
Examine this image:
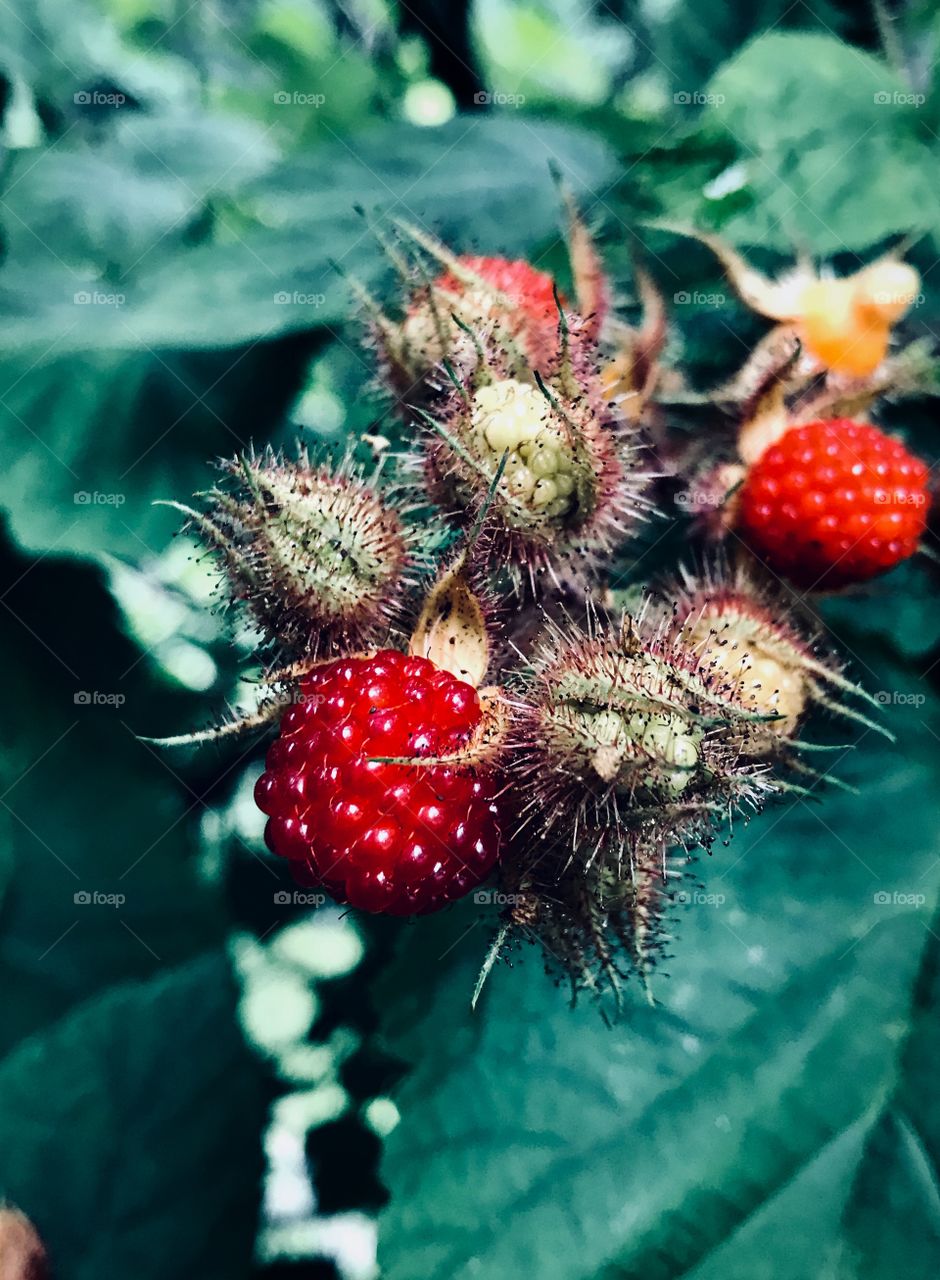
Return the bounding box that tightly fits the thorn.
[472,921,510,1009]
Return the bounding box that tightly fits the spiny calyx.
[421,315,645,586]
[663,560,891,750]
[165,449,415,656]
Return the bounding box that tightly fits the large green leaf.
[650,0,854,101]
[0,951,267,1280]
[377,661,940,1280]
[0,116,614,353]
[0,341,308,560]
[695,33,940,253]
[839,915,940,1277]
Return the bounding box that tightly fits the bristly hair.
[412,310,652,595]
[160,444,431,664]
[652,554,894,749]
[502,604,778,875]
[477,830,691,1011]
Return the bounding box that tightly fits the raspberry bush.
[8,8,940,1280]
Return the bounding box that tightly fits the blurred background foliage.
[1,0,940,1277]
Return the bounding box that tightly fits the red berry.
[738,419,929,588]
[420,255,564,372]
[257,649,501,914]
[434,255,561,329]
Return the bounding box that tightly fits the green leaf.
[697,33,940,253]
[0,116,615,353]
[819,561,940,665]
[377,663,940,1280]
[0,343,306,560]
[650,0,854,102]
[0,951,267,1280]
[840,917,940,1277]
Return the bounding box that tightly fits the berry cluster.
[160,204,934,1003]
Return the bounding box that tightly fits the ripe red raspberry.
[738,419,929,588]
[256,649,501,914]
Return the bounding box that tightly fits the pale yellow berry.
[641,716,700,792]
[472,380,550,454]
[467,378,580,523]
[508,466,536,497]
